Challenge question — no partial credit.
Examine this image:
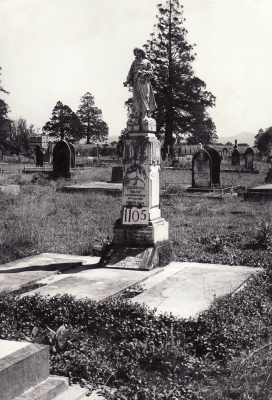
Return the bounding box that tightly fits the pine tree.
[77,92,109,144]
[143,0,216,157]
[43,101,84,142]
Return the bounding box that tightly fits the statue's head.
[133,47,145,59]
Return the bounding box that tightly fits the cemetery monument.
[101,47,169,270]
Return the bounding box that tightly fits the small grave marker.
[244,147,254,170]
[111,166,123,183]
[232,140,240,166]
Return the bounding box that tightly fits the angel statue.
[124,47,156,132]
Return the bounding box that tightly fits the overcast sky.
[1,0,272,139]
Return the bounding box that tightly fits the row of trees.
[0,76,109,153]
[43,93,108,144]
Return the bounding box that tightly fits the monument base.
[100,241,172,270]
[113,217,169,247]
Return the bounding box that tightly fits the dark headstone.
[244,147,254,170]
[111,166,123,183]
[35,145,44,167]
[192,149,212,188]
[52,139,71,178]
[205,147,221,184]
[265,169,272,184]
[232,140,240,165]
[256,152,262,162]
[68,142,76,168]
[232,149,240,165]
[0,145,3,162]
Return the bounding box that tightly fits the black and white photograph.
[0,0,272,398]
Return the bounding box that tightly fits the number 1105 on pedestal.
[122,207,149,225]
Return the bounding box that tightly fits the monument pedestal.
[103,130,170,270]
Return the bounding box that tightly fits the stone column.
[113,131,168,247]
[101,119,169,270]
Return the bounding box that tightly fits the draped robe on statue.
[126,58,156,117]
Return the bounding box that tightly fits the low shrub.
[0,269,272,399]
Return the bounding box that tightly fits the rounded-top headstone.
[192,148,212,188]
[68,142,76,168]
[52,139,71,178]
[205,147,221,185]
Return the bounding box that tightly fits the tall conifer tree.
[77,93,109,144]
[143,0,216,157]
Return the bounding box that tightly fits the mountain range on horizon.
[107,132,257,147]
[216,132,256,147]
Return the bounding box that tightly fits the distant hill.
[107,135,120,143]
[107,132,257,147]
[217,132,256,147]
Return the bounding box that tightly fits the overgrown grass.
[1,165,272,268]
[1,162,272,398]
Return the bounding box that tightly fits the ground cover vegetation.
[1,165,272,398]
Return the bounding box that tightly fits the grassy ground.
[1,159,272,399]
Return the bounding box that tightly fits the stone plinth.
[113,218,168,247]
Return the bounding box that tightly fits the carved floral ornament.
[123,164,147,187]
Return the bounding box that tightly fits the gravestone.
[265,169,272,184]
[231,140,240,166]
[52,139,71,178]
[35,145,44,167]
[192,148,212,188]
[68,142,76,168]
[222,147,228,160]
[0,145,3,161]
[244,147,254,170]
[205,146,221,184]
[102,47,169,270]
[111,166,123,183]
[43,142,55,163]
[256,152,262,162]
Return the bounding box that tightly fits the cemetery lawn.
[0,164,272,398]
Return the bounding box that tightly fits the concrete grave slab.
[0,340,49,400]
[59,181,122,193]
[244,183,272,200]
[23,267,161,300]
[131,262,260,319]
[0,253,100,293]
